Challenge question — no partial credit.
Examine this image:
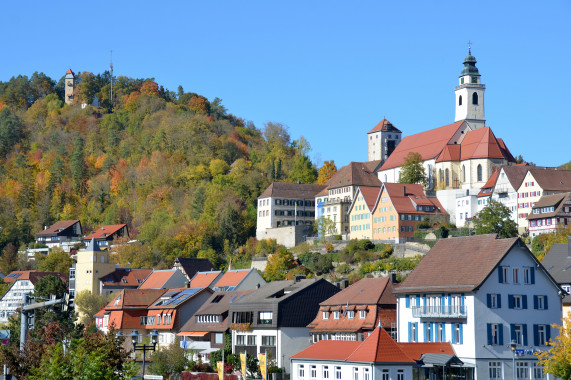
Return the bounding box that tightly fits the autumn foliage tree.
[536,312,571,380]
[317,160,337,185]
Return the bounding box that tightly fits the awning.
[177,331,209,337]
[418,353,464,367]
[200,348,219,354]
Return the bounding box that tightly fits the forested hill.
[0,71,321,270]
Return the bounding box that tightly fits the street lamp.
[130,329,159,378]
[510,340,517,380]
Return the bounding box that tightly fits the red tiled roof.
[459,127,505,161]
[35,220,80,237]
[358,186,382,212]
[347,327,415,363]
[4,271,67,285]
[320,277,395,306]
[380,121,465,170]
[66,69,73,74]
[325,162,382,189]
[368,119,402,134]
[106,289,166,309]
[215,269,251,288]
[83,224,127,241]
[382,183,447,215]
[188,271,221,289]
[435,144,461,163]
[398,342,455,360]
[138,270,177,290]
[481,170,499,189]
[100,269,153,288]
[290,340,361,361]
[394,234,519,294]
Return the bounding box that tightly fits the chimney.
[403,186,406,196]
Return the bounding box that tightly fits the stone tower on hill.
[367,118,402,163]
[64,69,75,105]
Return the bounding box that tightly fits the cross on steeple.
[467,40,472,54]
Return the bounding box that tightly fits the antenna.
[110,50,114,105]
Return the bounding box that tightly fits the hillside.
[0,71,319,270]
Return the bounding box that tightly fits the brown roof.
[527,192,571,221]
[320,277,396,306]
[4,271,67,285]
[368,118,402,134]
[99,269,153,288]
[105,289,166,309]
[258,182,326,200]
[357,186,382,212]
[501,165,533,190]
[528,168,571,192]
[35,220,81,237]
[382,183,447,215]
[188,271,222,289]
[83,224,127,241]
[394,234,519,294]
[325,162,382,190]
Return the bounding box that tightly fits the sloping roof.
[4,271,67,285]
[501,165,533,190]
[368,119,402,134]
[358,186,383,212]
[188,271,222,289]
[258,182,327,200]
[382,183,447,215]
[403,344,456,361]
[291,340,361,361]
[214,269,252,288]
[528,168,571,192]
[83,224,127,241]
[394,234,519,294]
[542,240,571,285]
[174,258,216,280]
[138,270,178,289]
[106,289,166,309]
[66,69,74,74]
[477,170,500,197]
[379,121,465,170]
[149,287,213,310]
[435,145,461,163]
[325,162,382,189]
[528,193,570,221]
[35,220,81,237]
[310,304,393,333]
[320,277,396,306]
[99,269,153,288]
[346,327,415,363]
[496,138,516,162]
[459,127,506,161]
[232,279,322,305]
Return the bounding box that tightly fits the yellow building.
[348,186,381,240]
[75,238,115,296]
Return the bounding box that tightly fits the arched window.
[477,164,482,182]
[458,95,462,106]
[439,169,443,184]
[445,169,450,187]
[462,165,466,182]
[472,92,478,105]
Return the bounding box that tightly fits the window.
[323,311,329,320]
[533,363,544,379]
[445,169,450,186]
[397,370,404,380]
[409,322,417,342]
[513,324,525,345]
[335,367,342,380]
[517,362,529,380]
[258,311,273,324]
[490,324,501,345]
[236,335,246,345]
[535,295,546,310]
[382,369,389,380]
[489,294,500,308]
[459,95,462,106]
[513,268,519,284]
[214,333,224,344]
[437,323,444,342]
[537,325,547,346]
[299,365,305,378]
[472,92,479,105]
[334,311,340,319]
[310,365,317,379]
[477,164,483,182]
[348,310,354,319]
[364,368,370,380]
[489,361,502,379]
[353,367,359,380]
[359,310,366,319]
[323,366,330,379]
[261,335,275,346]
[247,335,256,346]
[454,323,462,344]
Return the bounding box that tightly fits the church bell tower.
[454,48,486,129]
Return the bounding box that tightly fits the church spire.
[454,48,486,129]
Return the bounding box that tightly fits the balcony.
[411,305,467,318]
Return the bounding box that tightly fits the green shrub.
[333,235,342,241]
[434,225,449,239]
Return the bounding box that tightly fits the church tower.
[367,118,402,163]
[64,69,75,105]
[454,49,486,129]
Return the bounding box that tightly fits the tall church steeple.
[454,48,486,129]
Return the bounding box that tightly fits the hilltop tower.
[454,48,486,129]
[74,238,115,297]
[64,69,75,105]
[367,118,402,163]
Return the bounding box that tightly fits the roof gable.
[325,162,382,189]
[321,277,396,306]
[35,220,81,237]
[381,183,447,215]
[84,224,128,241]
[368,119,402,134]
[258,182,327,200]
[459,127,506,161]
[346,327,415,363]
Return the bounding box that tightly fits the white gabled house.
[394,234,563,380]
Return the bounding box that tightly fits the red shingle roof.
[346,327,415,363]
[214,269,251,288]
[100,269,153,288]
[188,271,222,289]
[325,162,382,189]
[368,119,402,134]
[4,270,67,285]
[382,183,447,215]
[83,224,127,241]
[320,277,396,306]
[138,270,178,290]
[459,127,505,161]
[358,186,383,212]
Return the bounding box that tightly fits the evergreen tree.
[71,136,87,196]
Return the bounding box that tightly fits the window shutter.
[451,323,455,344]
[459,324,463,344]
[487,294,491,308]
[423,294,427,306]
[416,295,421,307]
[498,324,504,345]
[415,323,419,342]
[522,324,528,346]
[487,324,493,345]
[510,324,516,342]
[544,295,548,310]
[406,296,410,308]
[546,325,551,343]
[497,294,502,308]
[530,267,535,284]
[522,295,528,309]
[408,322,412,342]
[461,294,465,313]
[498,266,504,283]
[448,294,452,307]
[442,294,446,308]
[508,295,514,309]
[533,295,538,310]
[442,323,446,342]
[424,323,427,342]
[533,324,539,346]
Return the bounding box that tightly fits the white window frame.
[323,365,330,379]
[517,362,529,380]
[489,361,502,380]
[299,364,305,378]
[323,311,329,320]
[359,310,366,319]
[538,325,546,346]
[513,295,522,309]
[335,366,342,380]
[310,365,317,379]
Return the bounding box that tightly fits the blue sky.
[2,1,570,168]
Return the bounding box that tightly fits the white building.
[394,234,563,380]
[367,119,402,163]
[491,165,531,226]
[455,189,478,227]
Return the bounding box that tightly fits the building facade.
[527,192,571,238]
[367,119,402,163]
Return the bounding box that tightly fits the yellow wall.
[372,189,399,240]
[75,248,115,296]
[349,193,373,240]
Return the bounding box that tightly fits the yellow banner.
[240,352,247,376]
[217,361,223,380]
[258,353,267,380]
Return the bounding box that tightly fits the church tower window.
[477,164,483,181]
[439,169,444,184]
[462,165,466,182]
[472,92,478,105]
[459,95,462,106]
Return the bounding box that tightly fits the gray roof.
[541,240,571,304]
[419,353,463,367]
[232,278,321,305]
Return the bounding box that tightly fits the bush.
[416,220,431,229]
[325,243,334,253]
[333,235,342,241]
[336,263,352,274]
[434,225,449,239]
[531,235,546,256]
[414,230,428,240]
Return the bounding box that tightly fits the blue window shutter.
[415,323,419,342]
[499,324,504,346]
[487,324,492,345]
[408,322,412,342]
[546,325,551,343]
[442,323,446,342]
[522,324,528,346]
[533,324,539,346]
[424,323,427,342]
[461,294,465,313]
[442,294,445,308]
[522,295,528,309]
[459,323,463,344]
[487,294,491,308]
[544,295,548,310]
[530,267,535,284]
[508,295,514,309]
[423,294,427,306]
[497,294,502,308]
[406,296,410,308]
[448,294,452,307]
[498,266,504,283]
[510,324,516,342]
[416,295,421,307]
[451,323,455,344]
[533,295,538,309]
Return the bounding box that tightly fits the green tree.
[289,155,318,184]
[315,216,336,237]
[472,200,518,238]
[31,275,77,337]
[0,107,24,158]
[71,136,87,196]
[263,247,295,281]
[148,339,189,378]
[0,243,19,274]
[74,290,111,326]
[536,312,571,380]
[36,247,73,273]
[398,152,427,186]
